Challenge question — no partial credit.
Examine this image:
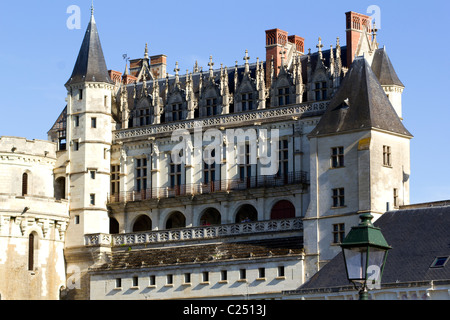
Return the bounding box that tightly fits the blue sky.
[0,0,449,204]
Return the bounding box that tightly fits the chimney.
[150,54,167,80]
[345,11,372,66]
[265,29,304,88]
[108,70,122,85]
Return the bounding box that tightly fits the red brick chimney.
[345,11,372,66]
[108,70,122,85]
[150,54,167,80]
[265,28,304,87]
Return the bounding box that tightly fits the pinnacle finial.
[144,43,149,59]
[91,0,94,16]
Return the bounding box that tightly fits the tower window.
[331,147,345,168]
[74,115,80,127]
[28,233,35,271]
[332,188,345,207]
[91,117,97,128]
[90,170,96,179]
[90,194,95,205]
[332,223,345,244]
[78,89,83,100]
[393,188,399,207]
[22,173,28,196]
[383,145,392,166]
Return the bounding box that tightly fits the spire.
[66,7,112,86]
[144,43,149,60]
[243,49,250,74]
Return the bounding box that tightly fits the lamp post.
[340,213,391,300]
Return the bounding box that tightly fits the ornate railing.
[108,171,308,204]
[114,101,329,141]
[84,217,303,247]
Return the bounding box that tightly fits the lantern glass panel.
[343,247,367,282]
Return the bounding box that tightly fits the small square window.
[115,278,122,288]
[332,188,345,207]
[149,275,156,286]
[73,141,79,151]
[332,223,345,244]
[202,271,209,283]
[132,276,138,287]
[90,194,95,205]
[239,269,246,280]
[221,270,227,281]
[74,215,80,225]
[258,268,265,279]
[278,266,285,277]
[184,273,191,284]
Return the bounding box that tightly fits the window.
[73,141,79,151]
[383,145,392,166]
[278,139,289,178]
[149,275,156,286]
[206,98,218,116]
[74,115,80,127]
[135,158,148,192]
[138,108,151,126]
[430,256,449,268]
[104,95,108,107]
[184,273,191,284]
[332,188,345,207]
[78,89,83,100]
[115,278,122,289]
[132,276,138,287]
[91,117,97,128]
[258,268,266,279]
[393,188,399,207]
[203,149,216,185]
[166,274,173,285]
[220,270,228,281]
[202,271,209,283]
[239,269,246,280]
[28,233,35,271]
[22,173,28,196]
[277,266,285,278]
[278,87,290,106]
[333,223,345,244]
[75,215,80,225]
[242,93,254,111]
[169,162,182,189]
[111,165,120,196]
[331,147,344,168]
[239,144,252,181]
[90,194,95,205]
[171,103,183,121]
[314,82,328,101]
[90,170,96,180]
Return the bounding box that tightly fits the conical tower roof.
[371,47,404,87]
[310,57,412,138]
[65,10,113,86]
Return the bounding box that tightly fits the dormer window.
[278,87,290,106]
[206,98,218,116]
[242,93,254,111]
[171,103,183,121]
[138,109,151,126]
[314,82,327,101]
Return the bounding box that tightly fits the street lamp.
[340,213,391,300]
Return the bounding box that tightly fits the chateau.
[0,8,416,300]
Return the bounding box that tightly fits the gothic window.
[314,82,328,101]
[332,188,345,207]
[242,93,254,111]
[383,145,392,167]
[332,223,345,244]
[206,98,218,116]
[171,103,183,121]
[331,147,345,168]
[138,108,151,126]
[135,158,148,192]
[278,87,290,106]
[22,173,28,196]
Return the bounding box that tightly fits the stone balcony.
[85,217,303,248]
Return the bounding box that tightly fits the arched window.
[110,218,119,234]
[28,233,36,271]
[22,173,28,196]
[235,204,258,223]
[200,208,221,226]
[166,212,186,229]
[270,200,295,220]
[132,215,152,232]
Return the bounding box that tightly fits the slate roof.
[66,13,113,86]
[294,205,450,291]
[309,56,412,137]
[90,237,303,272]
[371,48,404,87]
